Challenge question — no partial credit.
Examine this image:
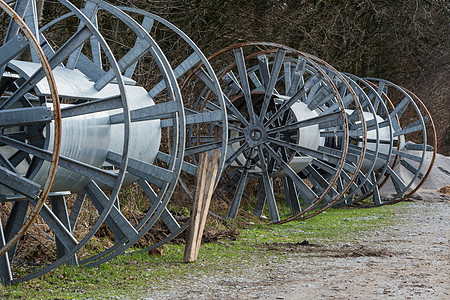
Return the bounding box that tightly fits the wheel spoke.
[50,195,78,264]
[29,199,78,252]
[0,34,29,69]
[263,144,318,202]
[84,181,138,241]
[249,71,263,90]
[106,151,174,188]
[95,38,151,90]
[185,136,244,157]
[267,137,342,165]
[287,57,306,97]
[404,143,433,151]
[400,159,424,179]
[124,16,155,78]
[234,48,256,123]
[268,111,343,135]
[65,1,98,69]
[0,152,17,173]
[282,177,301,214]
[111,100,179,124]
[392,149,423,163]
[0,165,40,199]
[148,52,201,98]
[157,151,197,176]
[259,49,286,121]
[253,181,266,218]
[68,193,86,231]
[222,70,242,94]
[195,67,249,126]
[389,97,410,118]
[161,109,222,128]
[257,54,270,88]
[227,148,255,219]
[3,201,29,260]
[0,106,52,127]
[306,86,334,111]
[305,165,339,198]
[393,117,426,137]
[61,96,122,119]
[257,146,280,222]
[283,62,292,92]
[386,166,407,195]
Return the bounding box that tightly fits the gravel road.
[144,200,449,300]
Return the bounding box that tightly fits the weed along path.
[144,201,449,300]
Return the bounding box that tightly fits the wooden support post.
[183,150,221,263]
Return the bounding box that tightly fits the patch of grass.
[0,202,409,299]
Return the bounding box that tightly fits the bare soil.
[144,200,449,299]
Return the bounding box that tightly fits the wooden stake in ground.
[183,150,221,263]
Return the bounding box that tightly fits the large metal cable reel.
[354,78,437,206]
[332,73,395,207]
[33,0,187,273]
[182,42,366,223]
[0,0,61,265]
[39,3,227,261]
[0,0,132,283]
[61,3,226,265]
[0,0,186,283]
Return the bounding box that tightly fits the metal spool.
[351,78,437,206]
[184,42,370,223]
[67,4,227,266]
[0,0,190,283]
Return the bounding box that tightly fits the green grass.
[0,202,409,299]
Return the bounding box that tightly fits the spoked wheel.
[187,42,361,223]
[355,78,437,206]
[70,3,227,263]
[0,0,61,282]
[35,0,187,270]
[331,73,394,207]
[1,0,185,283]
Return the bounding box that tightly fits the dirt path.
[145,201,449,299]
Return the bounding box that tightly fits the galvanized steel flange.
[0,0,61,267]
[184,42,363,223]
[74,3,226,265]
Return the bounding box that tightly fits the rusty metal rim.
[0,0,61,257]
